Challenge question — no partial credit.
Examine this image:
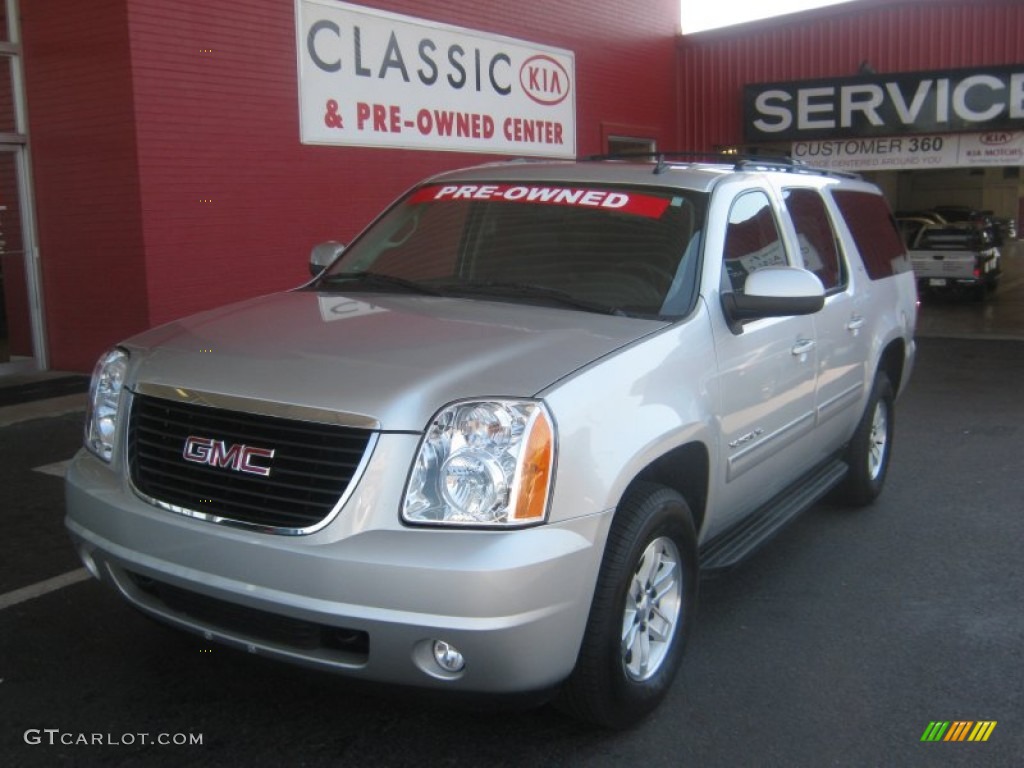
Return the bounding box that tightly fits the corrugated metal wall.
[22,0,151,371]
[677,0,1024,150]
[124,0,678,330]
[24,0,1022,370]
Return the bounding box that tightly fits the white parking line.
[0,569,91,611]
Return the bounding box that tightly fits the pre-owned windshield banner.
[296,0,576,158]
[408,184,673,219]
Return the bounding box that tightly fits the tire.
[556,482,698,729]
[835,373,895,506]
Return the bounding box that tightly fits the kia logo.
[519,55,570,106]
[979,132,1013,145]
[183,436,275,477]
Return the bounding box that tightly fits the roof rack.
[584,150,742,170]
[583,151,860,180]
[733,157,861,180]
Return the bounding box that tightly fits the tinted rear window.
[832,190,909,281]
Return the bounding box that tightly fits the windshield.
[318,181,707,318]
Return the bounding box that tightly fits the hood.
[124,290,667,431]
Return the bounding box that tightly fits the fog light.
[432,640,465,673]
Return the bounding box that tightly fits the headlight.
[402,400,555,527]
[84,347,129,462]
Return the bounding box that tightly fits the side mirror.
[309,241,346,276]
[721,266,825,334]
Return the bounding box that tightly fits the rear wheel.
[557,482,697,728]
[835,373,894,506]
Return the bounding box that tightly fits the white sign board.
[296,0,576,158]
[791,131,1024,171]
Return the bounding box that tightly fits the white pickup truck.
[899,219,1001,299]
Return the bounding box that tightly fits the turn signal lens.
[511,410,554,523]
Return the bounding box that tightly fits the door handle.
[791,338,815,356]
[847,315,866,331]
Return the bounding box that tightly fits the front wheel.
[556,482,697,729]
[835,373,895,506]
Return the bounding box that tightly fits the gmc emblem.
[182,436,276,477]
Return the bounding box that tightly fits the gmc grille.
[128,394,374,532]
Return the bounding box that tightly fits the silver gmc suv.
[66,157,917,728]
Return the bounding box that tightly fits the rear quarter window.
[832,190,910,281]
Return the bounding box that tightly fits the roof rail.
[733,157,861,180]
[584,150,860,179]
[584,150,740,173]
[585,150,737,161]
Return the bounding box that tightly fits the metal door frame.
[1,0,47,372]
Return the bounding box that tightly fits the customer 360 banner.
[295,0,576,157]
[791,130,1024,171]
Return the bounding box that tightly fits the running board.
[699,459,848,572]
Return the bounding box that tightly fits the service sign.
[791,131,1024,172]
[745,65,1024,142]
[296,0,576,157]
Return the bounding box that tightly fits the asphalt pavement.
[1,308,1023,766]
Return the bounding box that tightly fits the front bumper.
[65,447,611,693]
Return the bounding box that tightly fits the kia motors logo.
[182,436,275,477]
[979,132,1014,145]
[519,55,570,106]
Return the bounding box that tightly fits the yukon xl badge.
[182,436,275,477]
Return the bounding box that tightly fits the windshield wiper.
[444,280,627,316]
[318,271,444,296]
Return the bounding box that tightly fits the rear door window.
[783,187,845,292]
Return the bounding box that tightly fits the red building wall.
[25,0,680,371]
[22,0,151,372]
[677,0,1024,151]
